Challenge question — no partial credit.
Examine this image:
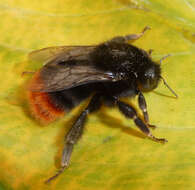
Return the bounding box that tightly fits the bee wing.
[29,46,121,92]
[29,64,119,92]
[28,45,94,65]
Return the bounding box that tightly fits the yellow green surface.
[0,0,195,189]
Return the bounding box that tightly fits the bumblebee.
[26,26,177,183]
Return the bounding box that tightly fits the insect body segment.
[26,26,177,183]
[28,71,65,124]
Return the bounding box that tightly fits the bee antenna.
[159,54,171,64]
[160,76,178,98]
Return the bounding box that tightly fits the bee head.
[137,62,161,92]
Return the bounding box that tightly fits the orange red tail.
[27,71,65,124]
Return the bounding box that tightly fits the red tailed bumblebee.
[26,26,178,183]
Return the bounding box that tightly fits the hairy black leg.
[138,92,156,129]
[45,93,102,183]
[110,26,150,43]
[117,100,167,143]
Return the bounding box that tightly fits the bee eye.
[138,65,160,92]
[139,77,158,91]
[144,68,155,78]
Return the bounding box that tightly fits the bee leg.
[148,49,153,56]
[110,26,151,43]
[21,71,35,76]
[117,100,167,143]
[45,93,102,184]
[138,92,156,129]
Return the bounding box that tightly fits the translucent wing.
[29,46,122,92]
[28,45,94,65]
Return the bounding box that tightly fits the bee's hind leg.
[21,71,35,76]
[45,93,102,184]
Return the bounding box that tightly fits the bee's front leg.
[138,91,156,129]
[117,100,167,144]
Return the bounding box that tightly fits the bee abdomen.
[28,72,65,124]
[28,91,65,124]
